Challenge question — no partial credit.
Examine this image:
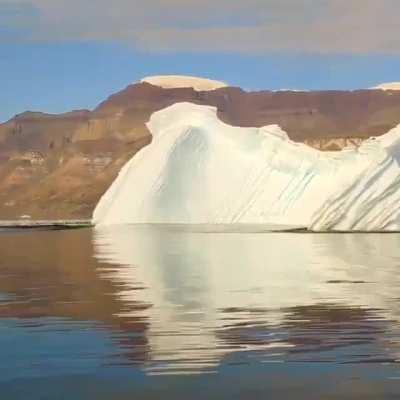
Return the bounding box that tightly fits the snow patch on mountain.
[141,75,227,91]
[93,102,400,231]
[371,82,400,91]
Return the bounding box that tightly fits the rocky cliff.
[2,79,400,219]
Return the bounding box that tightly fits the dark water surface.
[1,226,400,399]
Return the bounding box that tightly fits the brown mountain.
[2,81,400,219]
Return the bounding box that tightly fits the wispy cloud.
[1,0,400,54]
[0,1,39,39]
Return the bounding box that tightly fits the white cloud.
[2,0,400,54]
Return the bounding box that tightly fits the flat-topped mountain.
[2,75,400,219]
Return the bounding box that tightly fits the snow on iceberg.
[93,102,400,231]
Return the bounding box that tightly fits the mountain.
[3,76,400,219]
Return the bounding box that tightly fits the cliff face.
[2,82,400,219]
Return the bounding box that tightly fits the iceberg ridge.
[93,102,400,231]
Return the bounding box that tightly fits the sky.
[1,0,400,121]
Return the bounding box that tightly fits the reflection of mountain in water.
[93,226,400,374]
[0,229,151,364]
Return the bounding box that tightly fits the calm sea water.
[1,226,400,399]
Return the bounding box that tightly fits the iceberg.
[93,102,400,231]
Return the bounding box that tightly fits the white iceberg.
[93,102,400,231]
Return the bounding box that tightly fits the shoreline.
[0,220,92,230]
[1,221,400,233]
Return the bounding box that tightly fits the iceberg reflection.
[93,226,400,374]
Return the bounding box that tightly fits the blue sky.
[2,0,400,122]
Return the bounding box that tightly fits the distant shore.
[0,220,92,230]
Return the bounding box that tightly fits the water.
[1,226,400,399]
